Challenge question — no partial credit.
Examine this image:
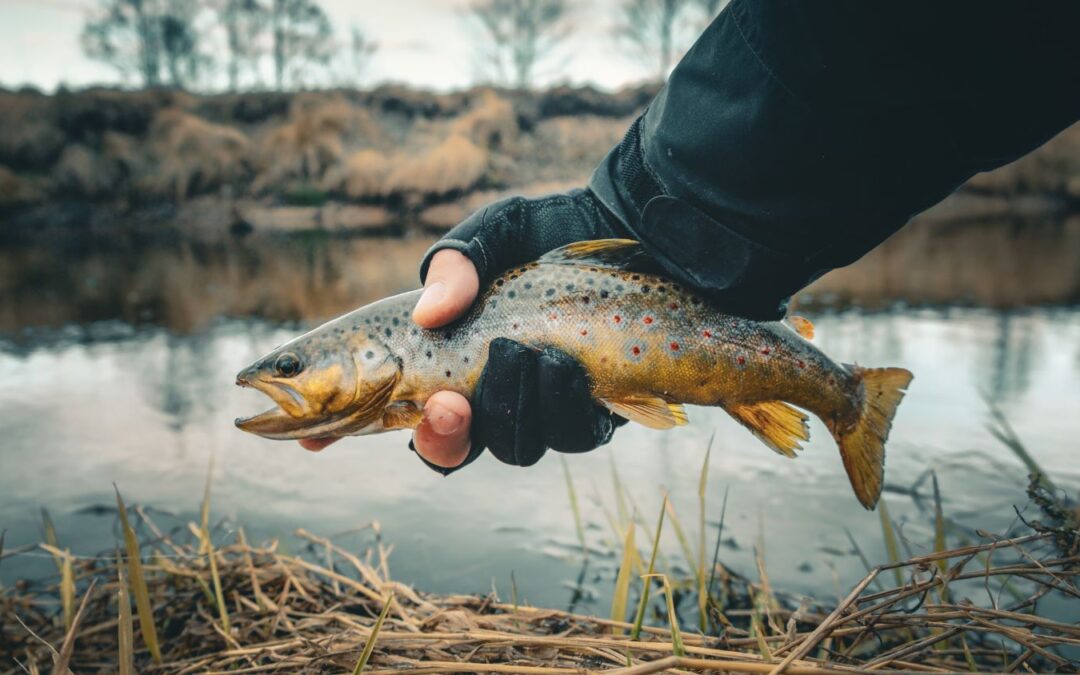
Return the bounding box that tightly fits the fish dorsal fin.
[787,316,815,340]
[539,239,649,270]
[600,394,688,430]
[726,401,810,457]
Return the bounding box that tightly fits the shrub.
[147,108,251,200]
[384,135,489,197]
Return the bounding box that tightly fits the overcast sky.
[0,0,690,92]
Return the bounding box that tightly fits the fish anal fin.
[726,401,810,458]
[539,239,648,270]
[600,394,688,430]
[788,316,815,340]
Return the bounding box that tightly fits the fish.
[235,239,912,509]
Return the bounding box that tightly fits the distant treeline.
[76,0,727,92]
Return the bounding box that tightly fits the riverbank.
[1,473,1076,673]
[1,86,1078,242]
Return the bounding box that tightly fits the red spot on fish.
[761,347,770,355]
[798,360,806,369]
[582,296,590,304]
[702,330,712,338]
[670,342,680,351]
[613,315,622,323]
[731,321,738,327]
[549,313,557,321]
[737,356,746,365]
[580,329,588,336]
[828,377,835,385]
[631,346,641,356]
[643,316,654,325]
[669,302,679,310]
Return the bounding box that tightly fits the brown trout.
[236,239,912,508]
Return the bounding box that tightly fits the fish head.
[234,321,401,440]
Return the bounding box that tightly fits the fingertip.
[413,391,472,468]
[413,249,479,328]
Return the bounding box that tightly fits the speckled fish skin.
[235,240,912,508]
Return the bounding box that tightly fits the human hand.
[302,188,628,469]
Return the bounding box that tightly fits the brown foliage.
[146,108,251,200]
[384,134,490,197]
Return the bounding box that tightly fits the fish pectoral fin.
[726,401,810,458]
[539,239,650,271]
[382,402,422,430]
[600,395,688,430]
[787,316,815,340]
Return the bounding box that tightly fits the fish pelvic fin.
[834,367,914,510]
[601,394,688,430]
[787,316,815,340]
[727,401,810,458]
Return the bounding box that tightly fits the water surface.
[2,222,1078,616]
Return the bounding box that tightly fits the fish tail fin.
[833,367,913,510]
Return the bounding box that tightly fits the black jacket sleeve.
[590,0,1080,320]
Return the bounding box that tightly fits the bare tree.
[469,0,569,89]
[270,0,334,91]
[82,0,164,87]
[219,0,269,91]
[82,0,211,89]
[614,0,694,80]
[347,25,378,86]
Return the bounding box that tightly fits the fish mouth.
[234,376,349,440]
[234,370,399,441]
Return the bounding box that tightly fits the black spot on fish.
[445,370,452,378]
[524,282,533,289]
[641,285,651,293]
[507,290,516,298]
[545,288,556,297]
[565,283,576,291]
[411,329,418,336]
[615,284,624,292]
[392,317,400,326]
[334,328,344,334]
[425,350,433,359]
[463,356,470,363]
[600,290,609,299]
[385,328,392,337]
[631,275,641,281]
[365,350,374,359]
[495,279,504,286]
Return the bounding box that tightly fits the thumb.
[412,249,479,329]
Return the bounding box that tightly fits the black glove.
[418,187,629,290]
[414,338,627,475]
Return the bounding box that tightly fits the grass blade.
[663,500,698,581]
[560,456,587,555]
[697,437,712,633]
[60,550,74,632]
[644,574,685,657]
[41,509,62,575]
[351,591,394,674]
[610,519,636,632]
[610,455,631,528]
[200,457,231,635]
[631,495,668,640]
[117,553,134,675]
[115,486,162,664]
[877,497,904,588]
[986,398,1056,492]
[51,578,96,675]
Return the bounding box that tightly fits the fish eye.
[273,353,303,378]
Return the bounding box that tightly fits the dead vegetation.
[1,461,1077,674]
[147,109,251,200]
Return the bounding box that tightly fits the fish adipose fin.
[834,367,914,510]
[726,401,810,458]
[787,316,815,340]
[601,395,688,429]
[539,239,650,270]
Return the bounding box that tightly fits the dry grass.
[146,108,251,200]
[448,90,518,151]
[253,95,382,194]
[1,474,1076,673]
[383,135,489,198]
[339,148,394,200]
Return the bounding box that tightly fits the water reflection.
[2,216,1079,338]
